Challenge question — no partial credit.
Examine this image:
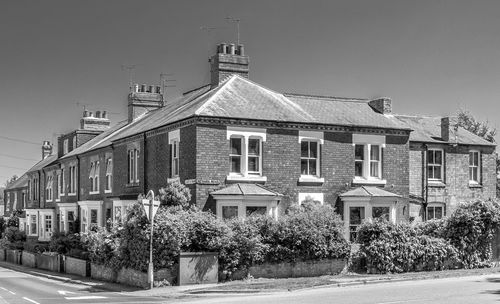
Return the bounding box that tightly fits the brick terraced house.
[5,43,496,243]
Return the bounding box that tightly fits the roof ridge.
[183,84,211,96]
[195,76,237,115]
[284,92,368,102]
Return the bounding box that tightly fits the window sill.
[468,182,483,189]
[104,190,112,194]
[298,176,325,184]
[126,183,140,187]
[68,193,76,197]
[55,199,60,202]
[226,175,267,183]
[89,191,100,195]
[427,181,446,188]
[352,177,387,186]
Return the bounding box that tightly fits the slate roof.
[27,154,57,173]
[211,183,283,196]
[113,75,411,141]
[395,115,495,146]
[340,186,401,198]
[61,120,130,159]
[4,174,28,190]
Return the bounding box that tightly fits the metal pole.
[147,190,154,289]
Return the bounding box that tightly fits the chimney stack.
[210,42,249,88]
[80,109,111,131]
[441,116,459,142]
[42,141,52,159]
[127,82,164,122]
[369,97,392,114]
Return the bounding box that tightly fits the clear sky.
[1,0,500,182]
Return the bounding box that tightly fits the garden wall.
[232,259,346,280]
[36,254,61,272]
[0,249,5,261]
[65,256,89,277]
[21,251,36,268]
[178,252,218,285]
[6,250,21,264]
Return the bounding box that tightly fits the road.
[0,266,165,304]
[179,274,500,304]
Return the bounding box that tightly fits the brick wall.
[145,132,169,193]
[113,138,144,199]
[194,123,410,219]
[408,142,496,217]
[79,148,113,201]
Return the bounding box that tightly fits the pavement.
[1,259,500,299]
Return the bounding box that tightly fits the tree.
[457,110,499,197]
[4,175,18,188]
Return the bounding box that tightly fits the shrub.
[158,180,192,209]
[413,218,446,238]
[2,227,26,250]
[80,226,121,269]
[442,200,500,268]
[218,218,268,278]
[258,205,350,263]
[6,211,21,228]
[48,232,86,257]
[358,219,459,273]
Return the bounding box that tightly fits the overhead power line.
[0,164,30,170]
[0,153,38,162]
[0,135,40,146]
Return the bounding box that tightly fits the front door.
[349,206,365,242]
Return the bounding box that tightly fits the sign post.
[142,190,160,289]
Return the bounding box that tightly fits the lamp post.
[142,190,159,289]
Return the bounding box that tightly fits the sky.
[1,0,500,183]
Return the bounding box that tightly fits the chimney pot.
[88,111,93,117]
[141,84,146,92]
[148,85,154,93]
[237,44,245,56]
[220,43,227,54]
[133,84,139,93]
[83,110,89,117]
[95,111,101,118]
[229,44,235,55]
[102,111,107,119]
[155,86,161,94]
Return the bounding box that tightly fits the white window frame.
[214,197,279,220]
[55,172,61,202]
[27,212,38,236]
[59,168,65,197]
[89,160,100,194]
[427,148,444,181]
[105,158,112,193]
[342,197,397,241]
[426,203,445,220]
[58,203,78,233]
[68,165,77,196]
[226,127,267,182]
[45,174,53,202]
[469,150,480,184]
[39,209,55,241]
[352,134,386,185]
[128,149,139,184]
[169,129,180,178]
[112,200,134,223]
[13,192,17,211]
[298,131,324,183]
[78,201,103,233]
[63,139,69,154]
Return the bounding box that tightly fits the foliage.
[1,227,26,250]
[23,241,49,254]
[256,205,350,263]
[442,200,500,268]
[457,110,496,143]
[358,219,458,273]
[80,226,121,269]
[48,232,87,258]
[3,175,18,188]
[218,217,268,278]
[358,200,500,273]
[6,210,23,228]
[0,218,5,237]
[158,180,192,209]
